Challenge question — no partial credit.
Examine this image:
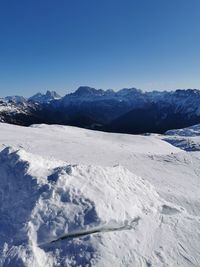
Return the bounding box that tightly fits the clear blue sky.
[0,0,200,97]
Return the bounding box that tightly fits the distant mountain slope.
[0,100,43,126]
[1,87,200,133]
[29,90,61,103]
[107,103,200,134]
[4,95,27,103]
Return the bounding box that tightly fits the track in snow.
[40,217,140,246]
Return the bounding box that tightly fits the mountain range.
[1,86,200,133]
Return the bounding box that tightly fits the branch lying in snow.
[39,217,141,246]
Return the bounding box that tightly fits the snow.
[166,124,200,137]
[0,123,200,266]
[0,104,18,113]
[164,124,200,151]
[0,123,180,160]
[0,102,28,119]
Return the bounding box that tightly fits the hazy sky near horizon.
[0,0,200,97]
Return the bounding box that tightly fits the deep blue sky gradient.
[0,0,200,96]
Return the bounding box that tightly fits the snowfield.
[0,123,200,266]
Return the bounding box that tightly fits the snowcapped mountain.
[4,95,27,104]
[0,99,42,125]
[1,87,200,133]
[29,90,61,104]
[0,90,61,126]
[148,89,200,117]
[50,87,200,133]
[72,86,108,97]
[63,86,145,103]
[0,123,200,266]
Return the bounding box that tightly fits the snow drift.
[0,147,199,267]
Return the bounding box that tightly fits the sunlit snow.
[0,123,199,266]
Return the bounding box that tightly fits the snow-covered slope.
[0,123,180,162]
[4,95,27,104]
[166,123,200,136]
[164,124,200,151]
[0,101,29,122]
[0,123,200,266]
[0,101,23,114]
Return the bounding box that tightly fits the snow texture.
[0,123,200,266]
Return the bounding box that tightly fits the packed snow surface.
[0,123,200,266]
